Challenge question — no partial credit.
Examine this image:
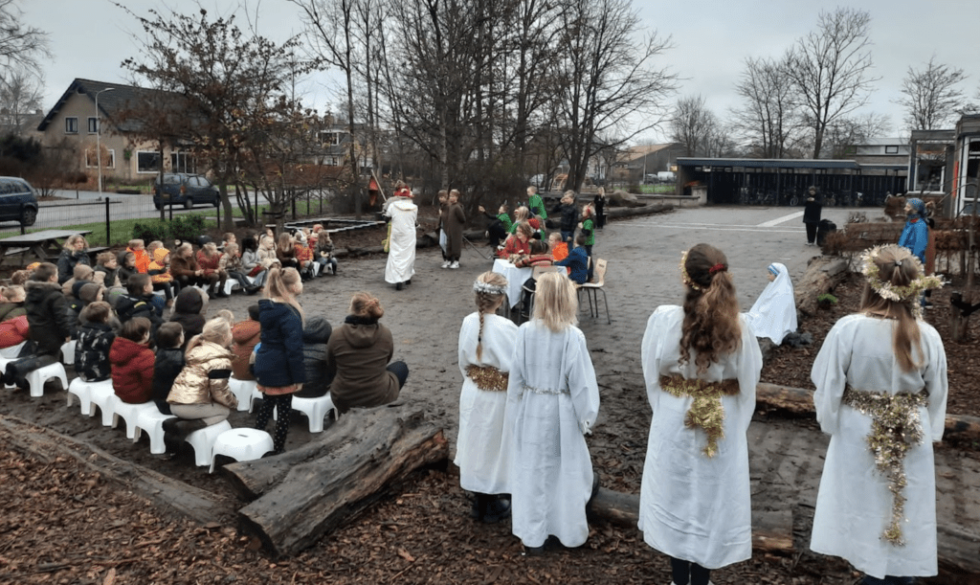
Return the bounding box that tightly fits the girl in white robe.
[744,262,797,345]
[507,271,600,553]
[810,245,946,585]
[455,271,519,522]
[384,183,418,290]
[639,243,762,585]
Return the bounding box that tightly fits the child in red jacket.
[110,317,156,404]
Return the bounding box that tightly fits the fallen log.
[588,488,794,553]
[795,256,849,317]
[0,414,226,525]
[236,405,449,557]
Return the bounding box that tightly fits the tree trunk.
[233,405,448,558]
[795,256,849,316]
[218,181,235,232]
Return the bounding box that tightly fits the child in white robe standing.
[744,262,797,345]
[507,271,600,554]
[455,271,518,523]
[810,245,946,585]
[638,243,762,585]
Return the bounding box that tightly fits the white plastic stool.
[25,362,68,398]
[134,408,177,455]
[291,393,338,433]
[186,420,232,467]
[209,428,274,473]
[0,341,27,359]
[67,377,112,416]
[224,279,240,295]
[61,340,77,365]
[229,377,258,412]
[89,382,118,426]
[112,400,159,440]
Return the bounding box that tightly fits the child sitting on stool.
[3,263,73,388]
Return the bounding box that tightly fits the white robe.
[744,262,797,345]
[384,197,418,284]
[810,314,947,579]
[638,306,762,569]
[507,320,600,548]
[454,312,519,494]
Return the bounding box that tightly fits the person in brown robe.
[444,189,466,269]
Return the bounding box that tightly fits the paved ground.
[2,203,977,575]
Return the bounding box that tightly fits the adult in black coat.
[593,188,606,230]
[551,191,580,243]
[296,316,333,398]
[4,263,73,387]
[803,186,823,246]
[56,234,91,284]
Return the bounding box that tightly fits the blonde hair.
[96,251,115,265]
[202,242,219,257]
[513,206,530,223]
[515,221,534,239]
[64,234,87,250]
[277,233,294,254]
[128,239,144,249]
[264,266,304,322]
[474,272,507,360]
[1,285,25,303]
[224,242,239,255]
[177,242,193,256]
[859,245,924,372]
[147,241,163,253]
[533,272,577,332]
[185,316,233,356]
[215,309,234,324]
[349,291,384,319]
[680,244,742,374]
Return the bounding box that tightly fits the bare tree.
[0,66,43,135]
[731,55,799,158]
[554,0,676,192]
[786,7,878,158]
[0,0,49,73]
[898,56,967,131]
[669,95,717,157]
[819,112,891,159]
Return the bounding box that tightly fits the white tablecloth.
[492,259,533,309]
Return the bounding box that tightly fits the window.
[88,117,98,133]
[170,152,195,173]
[137,151,161,174]
[65,117,78,134]
[319,131,344,145]
[85,147,115,169]
[885,145,899,154]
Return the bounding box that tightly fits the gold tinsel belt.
[841,386,929,546]
[465,365,509,392]
[659,375,740,458]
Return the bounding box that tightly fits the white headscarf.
[744,262,797,345]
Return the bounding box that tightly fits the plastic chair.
[229,377,258,412]
[224,279,240,296]
[90,382,118,426]
[112,400,159,440]
[67,377,113,416]
[133,408,177,455]
[186,420,233,467]
[0,341,27,359]
[576,258,610,324]
[209,428,274,473]
[25,362,68,398]
[61,340,77,365]
[290,393,338,433]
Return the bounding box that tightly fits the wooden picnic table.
[0,229,94,268]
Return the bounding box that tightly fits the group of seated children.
[266,225,338,281]
[495,199,596,283]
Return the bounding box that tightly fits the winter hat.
[174,287,205,315]
[78,283,104,304]
[153,248,170,264]
[907,197,926,217]
[73,264,95,281]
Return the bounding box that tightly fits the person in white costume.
[744,262,797,345]
[455,271,519,523]
[506,271,600,554]
[638,243,762,585]
[384,182,418,290]
[810,245,946,585]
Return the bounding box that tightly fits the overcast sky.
[22,0,980,142]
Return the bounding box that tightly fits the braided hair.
[473,271,508,361]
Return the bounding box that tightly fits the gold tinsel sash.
[465,365,509,392]
[659,375,740,458]
[841,386,929,546]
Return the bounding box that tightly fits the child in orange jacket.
[127,239,151,274]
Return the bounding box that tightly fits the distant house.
[36,78,194,184]
[609,143,685,184]
[906,114,980,215]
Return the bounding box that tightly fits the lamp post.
[94,87,115,193]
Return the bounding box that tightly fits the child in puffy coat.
[151,322,185,415]
[166,316,238,427]
[74,301,116,382]
[0,315,29,350]
[110,317,155,404]
[148,247,177,305]
[296,315,332,398]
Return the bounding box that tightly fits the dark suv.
[0,176,40,226]
[153,173,220,209]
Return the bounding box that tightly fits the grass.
[635,184,677,194]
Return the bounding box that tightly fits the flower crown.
[679,251,726,291]
[861,246,942,316]
[473,279,507,296]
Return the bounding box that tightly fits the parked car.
[0,176,40,227]
[153,173,220,210]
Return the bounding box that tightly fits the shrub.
[817,293,839,307]
[131,220,169,243]
[168,215,206,242]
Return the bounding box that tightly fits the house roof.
[621,143,677,161]
[36,78,176,134]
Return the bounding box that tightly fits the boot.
[482,495,511,523]
[585,472,600,518]
[469,493,485,520]
[245,285,262,295]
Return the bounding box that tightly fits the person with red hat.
[384,181,418,291]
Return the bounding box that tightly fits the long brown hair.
[473,271,507,360]
[859,245,923,372]
[679,243,741,374]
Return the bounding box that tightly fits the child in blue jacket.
[555,234,590,284]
